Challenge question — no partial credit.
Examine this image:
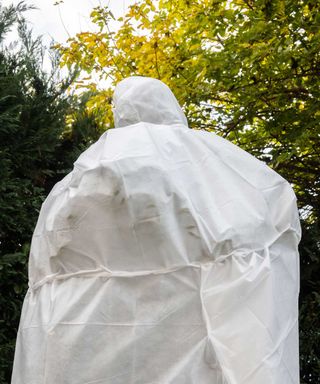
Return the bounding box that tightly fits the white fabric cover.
[12,77,301,384]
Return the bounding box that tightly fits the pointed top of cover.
[112,76,188,128]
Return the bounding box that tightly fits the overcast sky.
[2,0,135,45]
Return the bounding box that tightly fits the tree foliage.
[0,7,65,382]
[56,1,320,382]
[58,0,320,209]
[0,3,102,382]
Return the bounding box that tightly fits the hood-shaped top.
[112,76,188,128]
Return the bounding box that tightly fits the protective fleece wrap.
[12,77,301,384]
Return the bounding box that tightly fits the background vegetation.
[1,1,319,383]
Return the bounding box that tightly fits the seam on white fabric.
[29,248,257,291]
[29,264,202,290]
[21,322,204,330]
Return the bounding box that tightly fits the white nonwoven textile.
[12,77,301,384]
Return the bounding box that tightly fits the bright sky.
[2,0,135,45]
[1,0,136,85]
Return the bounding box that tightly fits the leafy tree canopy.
[57,0,318,202]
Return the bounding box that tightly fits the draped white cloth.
[12,77,301,384]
